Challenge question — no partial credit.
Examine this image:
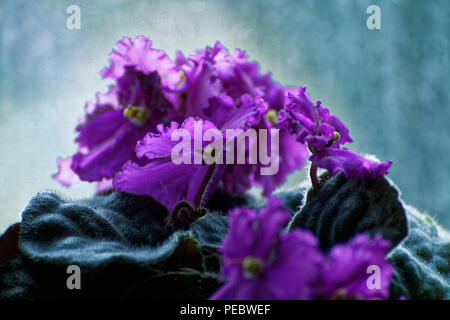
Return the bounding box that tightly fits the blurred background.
[0,0,448,233]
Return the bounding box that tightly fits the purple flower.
[318,234,393,300]
[113,94,268,210]
[113,92,308,209]
[208,94,307,196]
[113,118,216,211]
[54,37,183,184]
[176,45,308,194]
[52,156,80,187]
[210,201,394,300]
[310,148,392,180]
[280,87,391,179]
[282,86,352,147]
[101,36,184,92]
[55,38,307,195]
[210,198,323,300]
[177,41,285,118]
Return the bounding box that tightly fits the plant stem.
[310,163,319,192]
[194,163,217,209]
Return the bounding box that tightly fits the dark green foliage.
[2,179,448,300]
[0,255,34,300]
[0,191,227,299]
[389,205,450,300]
[191,212,228,249]
[189,212,228,273]
[19,192,182,268]
[274,181,309,216]
[288,173,408,251]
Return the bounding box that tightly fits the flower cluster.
[49,36,399,301]
[211,198,393,300]
[54,36,391,210]
[279,87,392,180]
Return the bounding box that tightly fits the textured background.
[0,0,448,233]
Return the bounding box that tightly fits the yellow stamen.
[177,70,186,89]
[265,109,279,126]
[242,256,264,278]
[333,131,341,143]
[123,105,148,126]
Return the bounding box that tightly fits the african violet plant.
[0,36,448,300]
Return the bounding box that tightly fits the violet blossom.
[210,198,323,300]
[317,233,393,300]
[113,94,273,211]
[175,43,308,195]
[210,201,394,300]
[54,37,307,201]
[54,36,183,185]
[113,118,217,211]
[279,86,391,179]
[176,41,285,118]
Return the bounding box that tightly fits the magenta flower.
[210,198,323,300]
[281,86,352,148]
[113,92,309,210]
[210,201,394,300]
[52,156,80,187]
[208,94,308,196]
[177,41,285,118]
[54,36,184,184]
[318,234,393,300]
[101,36,184,93]
[113,93,270,210]
[310,148,392,179]
[54,38,307,196]
[175,43,308,195]
[113,118,216,211]
[280,87,391,179]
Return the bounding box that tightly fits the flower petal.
[310,148,392,179]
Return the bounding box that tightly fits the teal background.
[0,0,449,232]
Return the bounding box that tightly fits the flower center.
[177,70,186,89]
[265,109,279,126]
[123,106,148,126]
[321,131,342,150]
[242,256,264,278]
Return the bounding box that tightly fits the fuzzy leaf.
[0,255,35,300]
[389,205,450,300]
[274,181,309,216]
[191,212,228,249]
[0,223,21,265]
[18,192,197,268]
[1,191,228,299]
[288,173,408,250]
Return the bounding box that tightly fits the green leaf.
[288,173,408,251]
[191,212,228,249]
[0,190,231,299]
[274,181,310,216]
[19,191,191,269]
[388,205,450,299]
[190,212,228,273]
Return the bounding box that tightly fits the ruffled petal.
[113,159,210,211]
[52,156,80,187]
[310,148,392,179]
[319,234,393,300]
